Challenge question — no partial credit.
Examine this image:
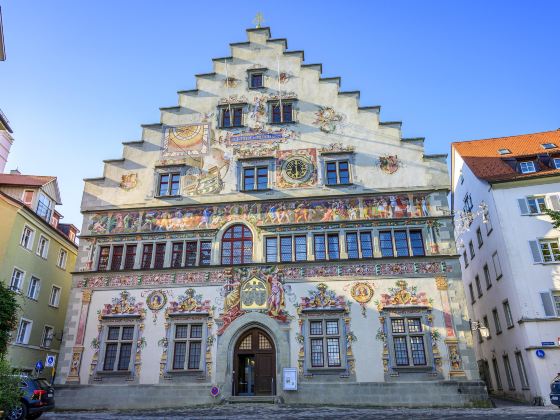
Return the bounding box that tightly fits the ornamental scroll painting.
[347,281,375,318]
[162,123,210,158]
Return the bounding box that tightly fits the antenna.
[277,55,283,122]
[224,59,232,126]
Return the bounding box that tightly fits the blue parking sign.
[46,355,56,367]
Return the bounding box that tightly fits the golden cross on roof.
[253,12,264,28]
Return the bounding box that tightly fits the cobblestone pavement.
[43,403,560,419]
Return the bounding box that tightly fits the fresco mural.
[378,155,400,174]
[120,173,138,191]
[182,147,231,196]
[313,106,346,134]
[346,281,375,318]
[276,148,318,189]
[375,280,432,310]
[85,193,435,235]
[162,123,210,157]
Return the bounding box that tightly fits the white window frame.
[553,158,560,169]
[49,285,62,308]
[41,324,55,349]
[36,234,50,259]
[9,267,25,292]
[16,318,33,344]
[538,238,560,263]
[526,196,547,214]
[27,276,41,300]
[57,248,68,269]
[20,225,35,250]
[36,192,53,221]
[519,161,536,174]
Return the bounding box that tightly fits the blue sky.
[1,1,559,226]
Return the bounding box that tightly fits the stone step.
[226,396,279,404]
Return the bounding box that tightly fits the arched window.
[221,224,253,265]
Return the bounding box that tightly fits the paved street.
[44,402,560,419]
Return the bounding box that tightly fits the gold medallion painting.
[162,123,210,157]
[350,282,374,318]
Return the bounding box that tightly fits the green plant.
[0,358,23,414]
[0,282,20,357]
[544,209,560,229]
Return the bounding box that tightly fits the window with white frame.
[514,352,530,389]
[57,249,68,269]
[36,235,49,259]
[102,325,136,371]
[170,323,203,371]
[482,316,491,339]
[539,239,560,262]
[553,158,560,169]
[27,276,40,300]
[503,300,514,328]
[519,161,536,174]
[36,192,53,221]
[20,226,34,250]
[16,319,32,344]
[309,318,342,368]
[49,285,61,307]
[41,325,54,348]
[552,291,560,316]
[389,316,428,367]
[492,251,502,278]
[526,196,547,214]
[10,268,24,292]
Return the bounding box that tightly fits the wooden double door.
[233,328,275,396]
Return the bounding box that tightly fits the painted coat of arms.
[313,106,345,134]
[378,155,399,174]
[120,173,138,191]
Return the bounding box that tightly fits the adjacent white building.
[451,129,560,405]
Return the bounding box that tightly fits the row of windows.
[15,318,57,349]
[20,225,68,269]
[488,352,530,392]
[468,251,502,303]
[9,268,62,307]
[96,226,428,271]
[477,300,515,343]
[220,101,294,128]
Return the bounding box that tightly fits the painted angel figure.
[267,274,285,318]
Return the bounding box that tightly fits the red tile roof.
[452,129,560,182]
[0,174,56,187]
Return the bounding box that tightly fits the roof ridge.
[453,129,560,145]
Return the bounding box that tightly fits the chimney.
[10,168,21,175]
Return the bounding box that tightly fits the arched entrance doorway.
[233,328,275,396]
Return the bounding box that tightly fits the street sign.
[35,360,44,371]
[536,349,546,358]
[46,355,56,367]
[541,342,555,346]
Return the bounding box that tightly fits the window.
[503,355,515,390]
[27,276,40,300]
[492,252,502,279]
[394,230,410,257]
[103,326,135,371]
[468,283,475,304]
[539,239,560,262]
[153,243,166,269]
[497,148,511,155]
[327,234,340,260]
[409,230,425,256]
[110,245,123,270]
[390,317,427,367]
[171,242,183,268]
[542,143,557,150]
[325,161,350,185]
[158,173,180,196]
[313,233,339,260]
[36,192,52,221]
[141,244,153,269]
[221,224,252,265]
[200,241,211,266]
[360,232,373,258]
[476,320,483,343]
[49,285,61,307]
[57,249,68,269]
[492,358,503,390]
[380,231,394,257]
[551,291,560,316]
[171,324,203,371]
[526,196,547,214]
[346,232,359,259]
[519,161,536,174]
[265,237,278,262]
[97,246,110,270]
[265,235,307,263]
[249,72,263,89]
[124,245,137,270]
[221,106,243,127]
[463,193,473,213]
[242,166,268,191]
[476,228,483,248]
[280,236,292,262]
[10,268,24,292]
[475,275,483,298]
[309,319,341,368]
[294,235,307,261]
[16,319,32,344]
[270,102,293,123]
[515,352,530,389]
[41,325,54,348]
[469,241,475,259]
[22,190,34,205]
[482,316,491,339]
[20,226,34,250]
[36,235,49,259]
[485,215,493,235]
[503,300,514,328]
[492,308,502,334]
[483,264,492,289]
[553,158,560,169]
[463,251,469,268]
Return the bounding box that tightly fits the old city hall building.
[55,27,486,408]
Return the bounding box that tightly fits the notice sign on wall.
[283,367,298,391]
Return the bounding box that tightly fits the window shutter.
[540,292,555,317]
[528,240,542,263]
[547,194,560,211]
[517,198,529,215]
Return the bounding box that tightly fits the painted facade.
[55,27,484,408]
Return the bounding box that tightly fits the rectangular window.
[527,196,546,214]
[222,107,243,127]
[551,291,560,316]
[103,325,135,371]
[36,193,52,221]
[310,338,324,367]
[314,234,326,261]
[476,228,483,248]
[515,352,530,389]
[22,190,34,205]
[483,264,492,289]
[519,161,536,174]
[380,231,394,257]
[483,316,491,339]
[503,355,515,390]
[309,319,341,368]
[492,252,502,279]
[394,230,410,257]
[20,226,34,250]
[280,236,293,262]
[110,245,123,270]
[249,73,263,89]
[41,325,54,348]
[390,316,427,367]
[158,173,180,196]
[171,242,183,268]
[294,235,307,261]
[154,243,166,269]
[141,244,153,269]
[463,251,469,268]
[49,286,61,307]
[485,215,493,235]
[410,336,426,365]
[492,358,503,390]
[492,308,502,334]
[242,166,268,191]
[265,237,277,263]
[469,241,475,259]
[553,158,560,169]
[185,241,197,267]
[503,300,514,328]
[36,235,49,259]
[10,268,24,292]
[475,275,483,298]
[98,246,110,270]
[346,232,359,259]
[172,323,203,370]
[16,319,32,344]
[199,241,212,266]
[393,337,409,366]
[409,230,425,256]
[463,193,473,213]
[468,283,475,304]
[327,234,340,260]
[124,245,137,270]
[27,276,40,300]
[539,239,560,262]
[271,102,293,123]
[326,161,350,185]
[360,232,373,258]
[57,249,68,269]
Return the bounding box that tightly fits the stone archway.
[215,312,291,398]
